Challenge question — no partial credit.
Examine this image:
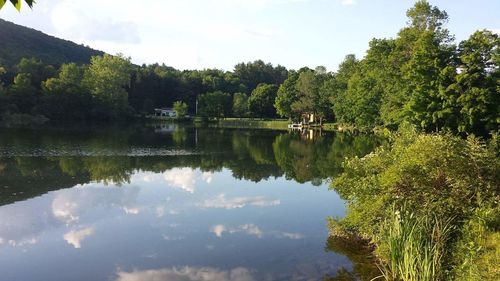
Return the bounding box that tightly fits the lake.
[0,124,381,281]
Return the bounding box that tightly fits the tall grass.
[378,205,453,281]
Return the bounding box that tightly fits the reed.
[378,205,453,281]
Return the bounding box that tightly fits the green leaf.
[0,0,6,10]
[9,0,20,11]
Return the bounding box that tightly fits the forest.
[0,1,497,138]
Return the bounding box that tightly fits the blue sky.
[1,0,499,71]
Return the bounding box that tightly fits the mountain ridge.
[0,18,104,67]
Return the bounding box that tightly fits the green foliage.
[248,83,278,118]
[274,71,299,119]
[197,91,231,118]
[446,30,500,136]
[0,0,34,11]
[39,63,90,121]
[232,92,250,117]
[82,54,133,120]
[173,100,188,118]
[379,205,453,281]
[331,125,499,280]
[233,60,287,93]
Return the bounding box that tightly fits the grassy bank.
[210,118,290,130]
[328,125,499,280]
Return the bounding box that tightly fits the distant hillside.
[0,18,104,67]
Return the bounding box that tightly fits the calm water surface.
[0,124,380,281]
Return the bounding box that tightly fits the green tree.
[275,71,299,119]
[15,57,56,88]
[248,83,278,118]
[330,55,359,125]
[82,54,133,119]
[446,30,499,136]
[7,73,37,113]
[233,60,287,92]
[197,91,231,118]
[173,100,188,118]
[39,63,90,120]
[232,92,249,117]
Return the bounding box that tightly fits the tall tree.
[248,83,278,118]
[232,92,250,117]
[82,54,133,119]
[39,63,90,120]
[197,91,232,118]
[275,70,300,119]
[446,30,499,135]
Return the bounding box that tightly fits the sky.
[0,0,499,71]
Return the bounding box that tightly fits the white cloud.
[123,207,140,215]
[211,224,263,238]
[200,194,280,209]
[202,172,214,183]
[211,225,227,237]
[51,185,140,224]
[163,168,198,193]
[7,237,38,247]
[64,227,95,249]
[161,168,215,193]
[115,266,256,281]
[50,1,140,43]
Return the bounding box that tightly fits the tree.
[82,54,133,119]
[39,63,90,120]
[248,83,278,118]
[6,73,37,113]
[173,101,188,118]
[291,70,322,123]
[234,60,287,93]
[197,91,231,118]
[0,0,34,11]
[232,92,249,117]
[445,30,500,136]
[330,55,359,125]
[274,71,299,119]
[15,57,56,88]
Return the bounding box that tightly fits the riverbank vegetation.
[329,125,499,280]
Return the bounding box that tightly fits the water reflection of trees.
[0,126,382,205]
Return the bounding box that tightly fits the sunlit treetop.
[0,0,34,11]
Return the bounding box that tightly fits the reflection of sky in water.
[0,168,349,281]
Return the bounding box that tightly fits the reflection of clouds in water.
[0,199,55,248]
[135,169,214,194]
[211,225,303,240]
[64,227,95,249]
[211,225,227,237]
[115,266,256,281]
[1,185,140,249]
[279,232,304,240]
[202,172,213,183]
[123,207,140,215]
[211,224,262,238]
[200,194,280,209]
[163,168,198,193]
[51,186,140,224]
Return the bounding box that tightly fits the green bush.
[330,124,499,280]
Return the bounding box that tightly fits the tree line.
[0,1,498,136]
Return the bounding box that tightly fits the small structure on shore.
[154,107,176,117]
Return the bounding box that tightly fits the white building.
[154,107,176,117]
